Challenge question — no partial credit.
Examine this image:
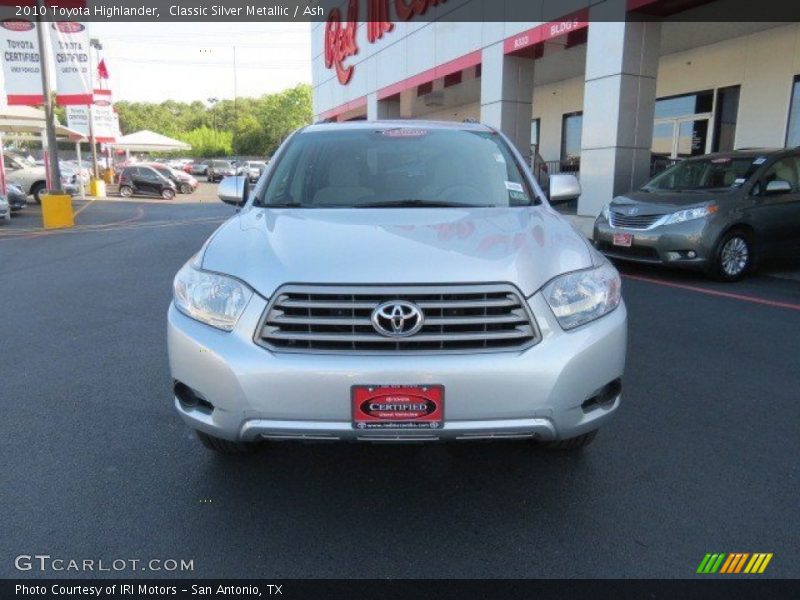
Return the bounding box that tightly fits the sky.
[86,22,312,103]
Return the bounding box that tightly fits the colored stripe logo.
[697,553,773,574]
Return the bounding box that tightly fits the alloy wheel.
[720,236,749,276]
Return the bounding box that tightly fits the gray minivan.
[593,149,800,280]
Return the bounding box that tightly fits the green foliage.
[114,84,311,158]
[176,126,233,158]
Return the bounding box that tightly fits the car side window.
[759,157,800,194]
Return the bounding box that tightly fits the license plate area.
[613,232,633,247]
[352,385,444,430]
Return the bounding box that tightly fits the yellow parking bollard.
[41,193,74,229]
[88,178,106,197]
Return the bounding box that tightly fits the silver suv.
[168,121,627,453]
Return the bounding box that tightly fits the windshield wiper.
[355,199,493,208]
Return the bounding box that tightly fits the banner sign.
[0,19,44,105]
[66,102,117,142]
[49,20,92,104]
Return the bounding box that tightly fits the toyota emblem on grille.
[371,301,425,337]
[627,207,639,215]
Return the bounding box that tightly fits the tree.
[112,83,312,157]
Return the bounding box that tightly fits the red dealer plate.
[352,385,444,430]
[613,233,633,247]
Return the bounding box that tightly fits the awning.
[109,130,191,152]
[0,105,87,141]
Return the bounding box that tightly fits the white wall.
[531,23,800,162]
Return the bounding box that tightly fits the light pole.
[207,97,219,131]
[88,38,102,179]
[36,1,62,193]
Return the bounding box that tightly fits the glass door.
[652,115,712,159]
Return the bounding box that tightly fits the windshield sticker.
[753,157,767,165]
[505,181,524,193]
[509,191,529,202]
[733,177,747,185]
[494,153,506,163]
[381,128,428,138]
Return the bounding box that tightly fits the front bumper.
[593,216,717,268]
[167,292,627,443]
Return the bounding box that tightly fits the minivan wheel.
[539,430,597,450]
[161,188,176,200]
[119,185,133,198]
[710,229,754,281]
[196,431,261,453]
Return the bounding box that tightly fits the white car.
[0,194,10,222]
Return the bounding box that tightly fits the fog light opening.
[174,381,215,413]
[581,379,622,412]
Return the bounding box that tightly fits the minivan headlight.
[663,204,717,225]
[543,262,622,330]
[173,259,253,331]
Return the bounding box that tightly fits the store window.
[654,90,713,120]
[786,76,800,147]
[713,85,740,153]
[560,112,582,164]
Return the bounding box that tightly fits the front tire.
[31,182,46,204]
[709,228,754,281]
[539,430,598,451]
[119,185,133,198]
[196,431,261,454]
[161,188,176,200]
[179,183,192,194]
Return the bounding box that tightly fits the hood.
[200,206,593,299]
[612,188,736,213]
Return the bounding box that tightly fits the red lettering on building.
[367,0,393,42]
[324,0,359,85]
[395,0,445,21]
[325,0,447,84]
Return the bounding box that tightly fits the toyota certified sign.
[49,20,92,105]
[0,19,44,105]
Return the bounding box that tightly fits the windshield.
[644,157,758,191]
[213,161,232,168]
[259,128,538,208]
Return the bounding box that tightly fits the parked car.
[0,193,9,222]
[144,162,198,194]
[168,120,626,454]
[6,183,27,212]
[118,165,177,200]
[4,153,48,203]
[190,160,209,176]
[594,148,800,281]
[237,160,267,183]
[206,160,236,183]
[182,161,194,174]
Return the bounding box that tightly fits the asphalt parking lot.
[1,197,799,579]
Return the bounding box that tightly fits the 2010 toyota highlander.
[167,121,627,453]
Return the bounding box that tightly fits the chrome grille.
[609,209,665,230]
[257,284,539,354]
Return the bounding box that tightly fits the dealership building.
[311,0,800,217]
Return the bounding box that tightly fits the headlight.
[543,262,622,330]
[173,259,253,331]
[664,204,717,225]
[601,203,611,220]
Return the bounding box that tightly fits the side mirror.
[765,179,792,195]
[548,173,581,204]
[218,175,249,206]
